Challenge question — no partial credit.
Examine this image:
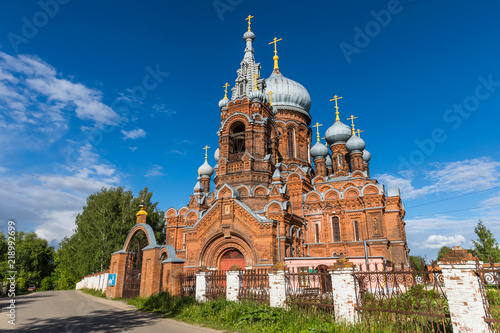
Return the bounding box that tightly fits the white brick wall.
[75,272,109,293]
[195,272,207,303]
[268,270,286,308]
[440,261,491,333]
[226,271,240,302]
[330,268,358,323]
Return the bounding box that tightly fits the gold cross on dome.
[357,129,364,137]
[253,73,259,91]
[245,15,254,31]
[223,82,230,99]
[202,145,210,161]
[347,115,358,135]
[313,122,323,142]
[329,95,343,121]
[267,90,274,106]
[269,37,282,55]
[276,154,279,165]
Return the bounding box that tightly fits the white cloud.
[376,157,500,199]
[422,235,466,249]
[152,104,176,115]
[0,143,120,245]
[167,149,186,155]
[129,146,138,152]
[121,128,147,140]
[145,164,165,177]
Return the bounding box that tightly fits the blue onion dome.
[310,141,328,159]
[362,149,371,162]
[325,121,352,145]
[325,155,333,167]
[198,160,213,177]
[264,71,311,115]
[219,97,229,109]
[214,148,220,163]
[346,134,366,153]
[243,30,255,41]
[249,89,265,102]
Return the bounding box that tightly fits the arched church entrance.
[219,248,246,271]
[123,230,148,298]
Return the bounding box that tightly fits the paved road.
[0,290,222,332]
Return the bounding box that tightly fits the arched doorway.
[219,248,245,271]
[123,230,148,298]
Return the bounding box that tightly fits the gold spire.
[202,145,210,161]
[223,82,230,99]
[276,154,279,165]
[313,122,323,143]
[269,37,282,71]
[245,15,254,31]
[253,73,259,91]
[329,95,343,122]
[347,115,358,135]
[267,90,274,106]
[357,129,364,137]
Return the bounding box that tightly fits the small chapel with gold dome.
[107,17,409,298]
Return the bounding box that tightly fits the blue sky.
[0,0,499,260]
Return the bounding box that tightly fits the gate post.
[226,266,240,302]
[329,257,358,323]
[439,247,490,333]
[195,270,207,303]
[268,263,286,308]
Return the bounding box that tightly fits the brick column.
[329,257,358,323]
[226,269,240,302]
[439,247,490,333]
[106,251,127,299]
[195,271,207,303]
[268,264,286,308]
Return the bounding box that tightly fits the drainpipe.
[277,219,281,262]
[364,240,369,265]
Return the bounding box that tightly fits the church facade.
[107,20,409,298]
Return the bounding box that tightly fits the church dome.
[310,141,328,159]
[198,160,213,177]
[325,154,332,167]
[243,30,255,41]
[218,97,229,109]
[325,121,352,145]
[362,149,371,162]
[249,90,265,102]
[264,72,311,114]
[346,134,366,153]
[214,148,220,162]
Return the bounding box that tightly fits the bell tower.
[214,24,279,189]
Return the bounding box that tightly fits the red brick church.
[107,19,409,298]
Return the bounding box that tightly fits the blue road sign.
[108,273,117,286]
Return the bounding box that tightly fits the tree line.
[0,186,164,292]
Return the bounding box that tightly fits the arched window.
[353,220,360,241]
[314,223,320,243]
[332,216,341,242]
[230,122,245,154]
[337,154,342,167]
[287,128,295,158]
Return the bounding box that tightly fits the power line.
[406,185,500,209]
[406,203,500,219]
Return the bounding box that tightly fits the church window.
[230,122,245,154]
[353,220,360,241]
[287,128,295,158]
[332,217,341,242]
[337,154,342,167]
[314,223,320,243]
[299,267,309,287]
[183,234,186,250]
